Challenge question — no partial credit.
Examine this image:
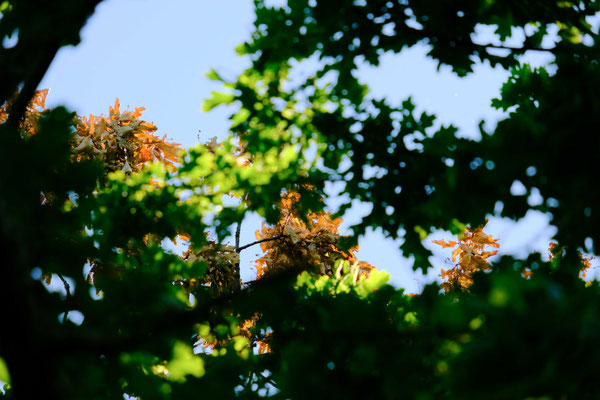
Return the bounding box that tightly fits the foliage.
[207,0,600,270]
[72,99,181,173]
[433,219,499,292]
[254,192,374,279]
[1,1,600,399]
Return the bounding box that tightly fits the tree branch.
[479,42,557,54]
[238,235,285,252]
[6,41,59,127]
[235,221,242,253]
[57,274,72,321]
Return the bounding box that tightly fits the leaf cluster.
[2,1,600,399]
[206,0,600,270]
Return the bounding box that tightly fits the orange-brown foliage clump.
[1,90,181,173]
[181,234,240,295]
[248,192,375,353]
[254,192,374,280]
[72,99,180,173]
[435,225,595,292]
[0,89,50,135]
[433,219,499,292]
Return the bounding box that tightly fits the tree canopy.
[1,1,599,399]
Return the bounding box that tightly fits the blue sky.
[39,0,588,292]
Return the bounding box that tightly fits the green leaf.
[450,218,466,235]
[202,91,235,112]
[403,311,419,327]
[166,342,205,382]
[205,68,223,82]
[361,270,390,293]
[231,108,250,127]
[0,1,11,13]
[0,357,10,385]
[414,225,428,241]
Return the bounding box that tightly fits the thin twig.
[234,221,243,290]
[256,371,279,389]
[481,43,556,54]
[235,222,242,253]
[238,235,285,252]
[57,274,72,321]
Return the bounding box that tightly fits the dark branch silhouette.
[238,234,286,252]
